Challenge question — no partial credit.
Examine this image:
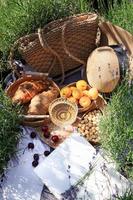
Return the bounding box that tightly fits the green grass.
[0,0,133,72]
[99,79,133,180]
[0,85,21,175]
[106,0,133,34]
[115,191,133,200]
[0,0,89,72]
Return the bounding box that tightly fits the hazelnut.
[78,123,82,128]
[85,130,89,135]
[84,118,88,124]
[84,115,88,119]
[81,126,85,131]
[88,122,93,128]
[85,126,89,130]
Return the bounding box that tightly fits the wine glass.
[49,97,78,129]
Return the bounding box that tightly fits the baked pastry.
[12,80,49,104]
[28,87,59,115]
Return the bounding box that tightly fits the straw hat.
[86,46,120,93]
[99,21,133,56]
[99,21,133,81]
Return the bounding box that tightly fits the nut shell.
[77,109,102,144]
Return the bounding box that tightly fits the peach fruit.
[83,90,90,97]
[60,87,71,98]
[88,88,98,100]
[76,80,88,91]
[68,96,78,104]
[72,88,83,99]
[79,96,91,108]
[70,86,77,92]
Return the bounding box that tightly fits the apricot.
[79,96,91,108]
[60,87,71,98]
[88,88,98,100]
[72,88,83,99]
[70,86,77,92]
[76,80,88,91]
[68,96,78,104]
[83,90,90,97]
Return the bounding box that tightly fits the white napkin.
[1,126,50,200]
[34,132,132,200]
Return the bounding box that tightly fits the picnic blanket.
[1,64,133,200]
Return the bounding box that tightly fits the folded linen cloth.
[35,132,132,200]
[1,127,50,200]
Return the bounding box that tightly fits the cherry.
[41,126,49,133]
[30,132,36,139]
[33,154,39,161]
[28,143,34,149]
[44,151,50,157]
[51,135,59,143]
[32,160,39,167]
[43,131,50,138]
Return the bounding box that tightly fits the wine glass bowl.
[49,97,78,128]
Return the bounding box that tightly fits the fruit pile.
[77,110,101,144]
[26,131,52,168]
[60,80,99,109]
[41,125,60,144]
[36,124,74,148]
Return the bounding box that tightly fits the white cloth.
[35,132,132,200]
[1,127,50,200]
[1,129,133,200]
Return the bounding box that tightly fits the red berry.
[33,154,39,161]
[51,135,59,143]
[41,126,49,133]
[32,160,39,167]
[44,151,50,157]
[28,143,34,149]
[43,131,50,138]
[30,132,36,139]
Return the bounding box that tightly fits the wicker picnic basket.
[9,13,99,81]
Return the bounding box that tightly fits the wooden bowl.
[6,74,60,99]
[6,74,60,126]
[63,82,107,113]
[77,109,102,145]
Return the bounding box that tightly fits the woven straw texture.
[9,13,98,79]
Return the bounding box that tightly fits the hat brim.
[99,21,133,56]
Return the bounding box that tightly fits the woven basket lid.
[86,46,120,93]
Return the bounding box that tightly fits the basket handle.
[61,21,86,66]
[38,28,65,84]
[8,35,55,80]
[23,71,49,77]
